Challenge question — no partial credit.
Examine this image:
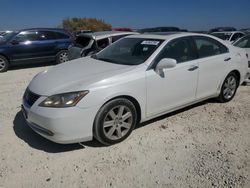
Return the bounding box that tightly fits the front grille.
[23,89,40,107]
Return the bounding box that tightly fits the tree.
[62,17,112,32]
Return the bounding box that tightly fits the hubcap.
[223,76,237,100]
[103,105,133,140]
[0,58,6,71]
[59,52,68,63]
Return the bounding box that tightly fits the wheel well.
[0,53,10,62]
[106,95,142,124]
[230,70,241,85]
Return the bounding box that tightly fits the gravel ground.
[0,65,249,188]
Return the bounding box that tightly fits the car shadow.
[13,111,85,153]
[9,61,56,71]
[13,99,214,152]
[136,99,213,129]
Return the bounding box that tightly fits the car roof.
[17,28,69,33]
[126,32,215,40]
[212,31,244,34]
[77,31,139,40]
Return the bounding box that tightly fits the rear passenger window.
[194,36,228,58]
[155,37,197,63]
[55,32,69,39]
[39,31,56,40]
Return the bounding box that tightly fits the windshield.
[234,35,250,48]
[92,38,163,65]
[211,33,232,40]
[0,32,15,42]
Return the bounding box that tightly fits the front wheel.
[56,50,69,64]
[93,98,137,145]
[217,72,239,103]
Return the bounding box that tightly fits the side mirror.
[155,58,177,77]
[11,40,19,45]
[155,58,177,72]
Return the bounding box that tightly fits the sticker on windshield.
[141,41,160,45]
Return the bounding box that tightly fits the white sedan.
[233,34,250,82]
[22,33,249,145]
[211,31,245,44]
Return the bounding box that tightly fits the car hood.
[28,57,134,96]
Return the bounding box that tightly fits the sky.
[0,0,250,31]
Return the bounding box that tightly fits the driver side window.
[155,37,197,64]
[14,31,40,43]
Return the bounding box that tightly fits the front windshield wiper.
[91,54,98,59]
[97,57,118,63]
[91,55,118,64]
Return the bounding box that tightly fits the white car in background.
[211,31,245,44]
[234,34,250,82]
[22,33,248,145]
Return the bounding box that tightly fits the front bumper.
[22,97,99,144]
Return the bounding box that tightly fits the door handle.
[224,57,231,61]
[188,65,199,71]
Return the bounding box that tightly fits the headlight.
[39,91,89,108]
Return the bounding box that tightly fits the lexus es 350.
[22,33,249,145]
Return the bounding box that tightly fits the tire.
[93,98,137,145]
[56,50,69,64]
[0,55,9,72]
[217,72,239,103]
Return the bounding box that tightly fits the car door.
[9,30,43,62]
[146,37,199,117]
[193,36,231,99]
[37,30,58,57]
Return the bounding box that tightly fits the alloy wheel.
[223,75,237,100]
[103,105,133,140]
[59,52,69,63]
[0,57,6,71]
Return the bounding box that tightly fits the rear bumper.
[22,101,99,144]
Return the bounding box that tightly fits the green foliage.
[62,17,112,32]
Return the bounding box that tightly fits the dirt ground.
[0,65,249,188]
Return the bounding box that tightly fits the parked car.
[112,28,133,32]
[74,30,92,37]
[0,28,74,72]
[0,31,13,38]
[22,33,248,145]
[240,28,250,34]
[233,34,250,82]
[68,31,138,60]
[138,27,181,33]
[0,31,6,35]
[209,27,237,33]
[211,31,245,43]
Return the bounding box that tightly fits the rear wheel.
[217,72,239,102]
[0,55,9,72]
[94,98,137,145]
[56,50,69,64]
